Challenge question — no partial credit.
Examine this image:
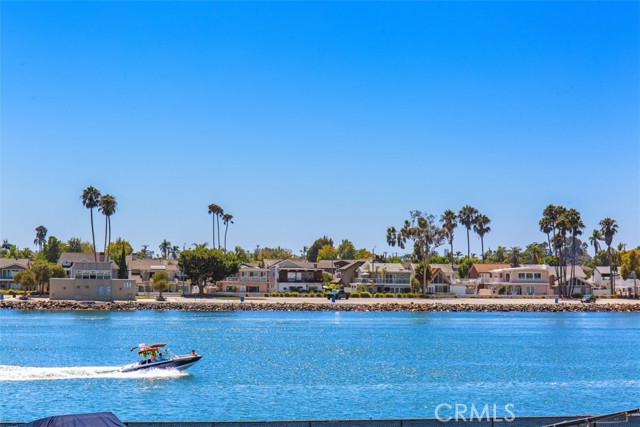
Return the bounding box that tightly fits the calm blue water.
[1,310,639,422]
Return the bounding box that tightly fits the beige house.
[128,257,184,292]
[50,261,135,301]
[477,265,552,295]
[218,263,269,293]
[349,262,412,294]
[0,258,31,290]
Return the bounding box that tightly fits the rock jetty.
[2,300,640,312]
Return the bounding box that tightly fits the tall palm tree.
[599,217,619,295]
[458,205,478,260]
[565,208,584,296]
[473,214,491,262]
[589,229,602,258]
[193,242,208,249]
[159,239,172,259]
[98,194,117,260]
[207,204,224,249]
[222,213,234,251]
[440,210,458,269]
[33,225,48,251]
[81,186,101,261]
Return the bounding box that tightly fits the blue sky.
[1,1,638,258]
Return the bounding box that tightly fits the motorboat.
[120,342,202,373]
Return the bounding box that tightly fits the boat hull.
[121,354,202,373]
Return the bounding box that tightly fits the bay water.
[1,310,639,422]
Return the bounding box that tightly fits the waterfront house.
[58,252,112,278]
[0,258,30,290]
[50,261,135,301]
[334,260,367,287]
[349,262,412,294]
[406,263,454,293]
[267,259,324,292]
[591,266,636,296]
[468,263,511,280]
[128,257,184,292]
[468,265,551,295]
[218,263,269,293]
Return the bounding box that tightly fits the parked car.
[581,294,596,303]
[327,289,350,300]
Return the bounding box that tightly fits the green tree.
[387,211,445,294]
[118,245,129,279]
[337,239,356,260]
[14,269,36,292]
[98,194,117,259]
[81,186,102,262]
[67,237,83,253]
[234,246,253,263]
[107,238,133,260]
[42,236,64,263]
[31,260,53,294]
[307,236,333,262]
[152,270,170,300]
[458,205,478,260]
[473,214,491,262]
[257,246,293,261]
[540,204,570,297]
[33,225,48,252]
[457,258,473,279]
[178,248,240,295]
[599,217,619,295]
[440,209,458,269]
[222,213,234,251]
[317,244,338,261]
[355,248,372,259]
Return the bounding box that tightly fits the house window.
[247,286,259,292]
[534,273,541,279]
[526,273,533,279]
[518,273,525,279]
[526,286,535,295]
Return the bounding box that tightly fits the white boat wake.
[0,365,189,381]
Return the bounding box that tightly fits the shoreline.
[3,297,640,312]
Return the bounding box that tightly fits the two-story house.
[478,265,551,295]
[219,263,269,293]
[349,262,412,294]
[267,259,324,292]
[50,261,135,301]
[0,258,30,290]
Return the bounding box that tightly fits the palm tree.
[565,208,584,296]
[222,213,234,251]
[458,205,478,260]
[589,229,602,258]
[159,239,172,259]
[193,242,208,249]
[440,210,458,269]
[508,246,522,268]
[473,214,491,262]
[98,194,117,260]
[599,217,619,295]
[207,204,224,249]
[33,225,48,251]
[171,245,181,260]
[81,186,101,262]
